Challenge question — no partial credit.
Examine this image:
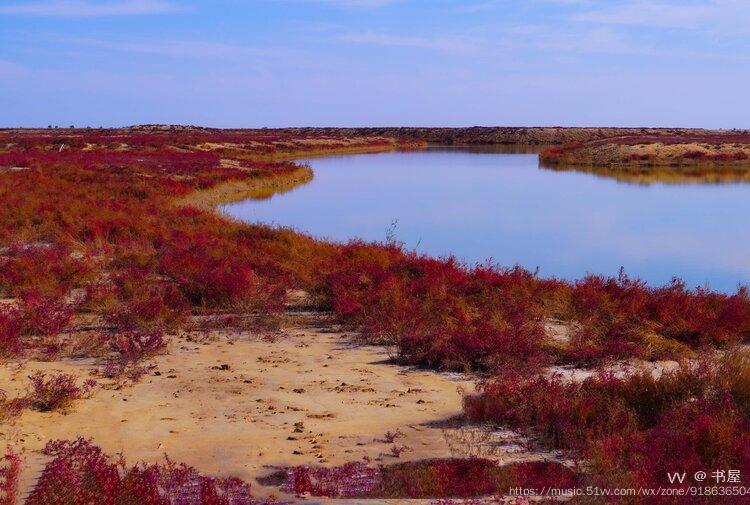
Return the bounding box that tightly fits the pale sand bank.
[1,317,478,500]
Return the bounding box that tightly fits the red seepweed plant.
[564,273,750,364]
[26,438,274,505]
[0,305,22,359]
[283,458,579,499]
[26,372,97,412]
[464,354,750,501]
[0,450,21,505]
[0,291,76,359]
[19,290,75,337]
[327,245,552,371]
[101,328,168,380]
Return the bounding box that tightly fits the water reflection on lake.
[222,147,750,293]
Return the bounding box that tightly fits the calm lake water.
[223,148,750,293]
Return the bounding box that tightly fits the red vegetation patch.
[330,248,750,369]
[0,305,22,358]
[0,450,21,505]
[26,372,96,412]
[283,461,380,497]
[464,367,702,450]
[283,458,579,499]
[27,438,272,505]
[328,244,554,371]
[19,290,75,337]
[590,396,750,503]
[0,243,92,298]
[102,329,168,379]
[2,129,750,370]
[102,277,188,333]
[1,291,76,359]
[157,231,285,311]
[465,355,750,499]
[108,329,167,363]
[563,274,750,364]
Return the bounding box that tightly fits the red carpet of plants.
[464,355,750,502]
[3,128,750,502]
[26,439,271,505]
[282,458,578,498]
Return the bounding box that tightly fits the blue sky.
[0,0,748,127]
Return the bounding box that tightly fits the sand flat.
[1,318,474,498]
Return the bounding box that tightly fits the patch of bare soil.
[1,316,482,500]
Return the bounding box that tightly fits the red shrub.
[283,461,381,497]
[19,290,75,336]
[465,356,750,501]
[0,243,91,298]
[589,396,750,503]
[464,365,707,450]
[0,305,22,358]
[283,458,579,499]
[102,329,168,379]
[328,245,548,371]
[27,439,268,505]
[158,232,284,311]
[28,439,122,505]
[108,329,167,363]
[563,273,657,363]
[647,282,750,348]
[104,270,189,332]
[0,450,20,505]
[378,458,503,498]
[26,372,96,412]
[564,275,750,364]
[508,460,580,491]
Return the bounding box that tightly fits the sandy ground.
[1,314,487,501]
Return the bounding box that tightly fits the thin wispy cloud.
[342,31,479,55]
[571,0,750,30]
[0,0,179,17]
[342,24,699,60]
[271,0,402,6]
[69,38,272,58]
[507,22,742,60]
[534,26,655,56]
[325,0,400,5]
